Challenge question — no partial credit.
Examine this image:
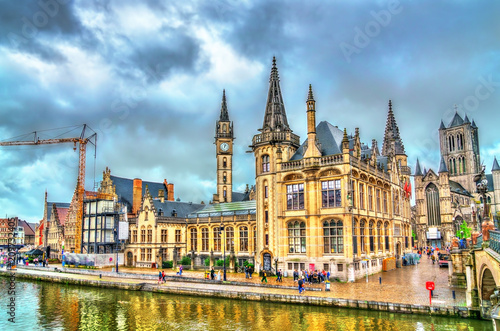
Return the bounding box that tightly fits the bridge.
[465,229,500,323]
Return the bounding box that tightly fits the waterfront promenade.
[0,256,472,318]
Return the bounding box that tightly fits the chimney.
[158,189,165,203]
[167,183,174,201]
[132,178,142,215]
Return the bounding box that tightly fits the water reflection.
[0,278,490,330]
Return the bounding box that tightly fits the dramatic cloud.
[1,0,499,222]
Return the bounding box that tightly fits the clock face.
[220,142,229,152]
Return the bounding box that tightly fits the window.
[147,227,152,243]
[323,264,329,272]
[213,228,221,251]
[265,210,269,223]
[161,229,167,243]
[226,227,234,251]
[383,192,388,213]
[384,222,389,250]
[360,220,366,253]
[265,233,269,246]
[240,227,248,251]
[162,249,168,261]
[368,187,373,211]
[253,226,257,252]
[425,183,441,226]
[376,189,381,212]
[223,157,227,168]
[369,221,374,252]
[394,191,400,215]
[223,172,227,183]
[321,180,342,208]
[377,222,382,251]
[141,227,146,242]
[175,230,181,243]
[323,220,344,254]
[288,221,306,253]
[202,228,209,251]
[338,264,343,272]
[262,155,270,173]
[147,248,152,261]
[287,184,305,210]
[141,248,145,261]
[133,230,137,243]
[190,228,197,251]
[359,184,365,209]
[352,220,358,255]
[265,185,268,198]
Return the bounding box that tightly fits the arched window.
[223,157,227,168]
[226,227,234,251]
[213,227,220,251]
[323,220,344,254]
[288,221,306,253]
[369,221,375,252]
[262,155,270,173]
[141,226,146,242]
[359,184,365,209]
[377,221,382,251]
[190,228,197,251]
[223,172,227,183]
[384,222,390,250]
[426,183,441,226]
[352,219,358,255]
[360,220,366,253]
[222,124,227,133]
[240,226,248,251]
[201,228,209,251]
[487,196,491,204]
[253,226,257,252]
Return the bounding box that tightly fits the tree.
[456,220,471,239]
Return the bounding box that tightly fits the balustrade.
[489,230,500,254]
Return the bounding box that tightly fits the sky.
[1,0,499,223]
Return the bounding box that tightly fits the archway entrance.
[482,268,496,302]
[127,252,133,267]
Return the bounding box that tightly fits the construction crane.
[0,124,97,253]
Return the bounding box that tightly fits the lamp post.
[220,224,226,281]
[274,257,278,275]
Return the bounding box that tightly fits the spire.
[492,157,500,172]
[471,120,477,128]
[307,84,314,102]
[448,110,464,127]
[381,99,406,156]
[219,89,229,121]
[439,120,446,130]
[423,167,427,176]
[464,114,470,123]
[260,57,291,132]
[415,158,422,176]
[438,156,448,173]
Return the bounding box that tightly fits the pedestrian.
[244,265,249,279]
[293,269,298,282]
[431,254,436,264]
[298,277,304,294]
[211,267,215,280]
[162,270,165,283]
[261,270,267,283]
[179,265,183,276]
[158,271,162,284]
[217,269,221,281]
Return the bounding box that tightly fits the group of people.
[292,269,330,284]
[244,265,254,279]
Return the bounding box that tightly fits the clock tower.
[214,90,234,203]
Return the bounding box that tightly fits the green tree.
[179,256,191,265]
[456,220,471,239]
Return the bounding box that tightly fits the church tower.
[250,57,300,266]
[438,110,481,193]
[214,90,234,203]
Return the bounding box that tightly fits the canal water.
[0,278,491,330]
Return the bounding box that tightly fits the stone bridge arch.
[474,250,500,318]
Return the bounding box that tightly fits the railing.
[489,230,500,255]
[281,154,344,171]
[252,131,300,146]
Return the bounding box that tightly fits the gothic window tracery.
[425,183,441,226]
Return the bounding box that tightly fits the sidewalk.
[12,255,465,308]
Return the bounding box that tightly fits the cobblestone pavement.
[12,255,465,308]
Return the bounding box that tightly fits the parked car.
[438,253,451,267]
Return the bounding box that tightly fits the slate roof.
[438,157,448,173]
[111,175,168,212]
[486,174,495,192]
[492,157,500,172]
[18,220,35,236]
[290,121,343,161]
[448,112,464,128]
[232,191,251,202]
[449,180,472,197]
[189,200,256,218]
[152,200,205,218]
[415,159,423,176]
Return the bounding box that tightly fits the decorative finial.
[307,84,314,102]
[342,128,349,144]
[389,99,392,111]
[454,104,458,113]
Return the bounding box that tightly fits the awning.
[426,229,441,240]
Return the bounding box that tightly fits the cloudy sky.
[1,0,499,222]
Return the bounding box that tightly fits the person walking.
[261,270,267,283]
[293,269,298,282]
[431,254,436,265]
[298,277,304,294]
[158,271,162,284]
[210,267,215,280]
[162,270,166,283]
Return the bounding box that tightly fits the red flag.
[409,182,412,198]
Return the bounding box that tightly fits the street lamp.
[220,224,226,281]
